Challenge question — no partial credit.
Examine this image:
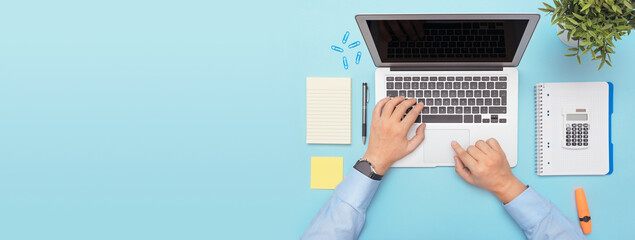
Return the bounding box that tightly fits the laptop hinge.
[390,66,504,71]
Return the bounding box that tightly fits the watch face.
[356,161,373,174]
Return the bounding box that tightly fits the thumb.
[406,123,426,153]
[454,156,474,185]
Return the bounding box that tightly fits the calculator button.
[583,123,588,127]
[584,139,588,142]
[583,143,588,146]
[566,143,571,146]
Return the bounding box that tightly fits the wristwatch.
[354,159,383,180]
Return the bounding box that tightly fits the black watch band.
[354,159,383,180]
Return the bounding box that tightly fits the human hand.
[363,96,426,175]
[451,138,526,204]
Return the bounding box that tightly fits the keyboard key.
[433,91,440,97]
[399,90,406,97]
[483,118,490,123]
[447,107,454,114]
[453,82,461,89]
[468,99,475,105]
[456,77,463,81]
[416,90,423,98]
[423,107,430,114]
[478,82,486,89]
[408,90,414,98]
[456,107,463,114]
[496,82,507,89]
[387,82,394,89]
[462,82,469,89]
[422,77,429,81]
[460,98,467,105]
[464,115,473,123]
[396,77,403,81]
[470,82,478,89]
[404,82,411,89]
[450,90,457,97]
[443,98,450,105]
[387,91,398,97]
[415,115,422,123]
[472,107,479,114]
[422,115,462,123]
[500,118,507,123]
[387,77,394,81]
[413,77,420,81]
[420,82,428,89]
[489,107,506,114]
[445,82,452,89]
[476,98,484,105]
[464,107,471,114]
[500,76,507,81]
[491,76,498,81]
[426,99,433,105]
[439,77,446,81]
[483,90,490,97]
[474,90,482,97]
[404,77,411,81]
[395,82,403,89]
[474,77,481,81]
[491,90,498,97]
[429,83,436,89]
[493,98,501,105]
[458,90,465,97]
[430,77,437,81]
[434,99,442,105]
[451,98,459,105]
[439,107,446,114]
[466,90,474,97]
[474,115,482,123]
[482,76,489,81]
[441,90,448,97]
[425,90,432,97]
[437,82,444,89]
[448,77,455,81]
[487,82,494,89]
[430,107,438,114]
[465,77,472,81]
[418,99,425,104]
[412,82,419,89]
[481,106,488,114]
[485,98,492,105]
[491,118,499,123]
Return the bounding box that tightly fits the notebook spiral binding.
[535,84,544,175]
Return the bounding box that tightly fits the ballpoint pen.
[362,82,368,144]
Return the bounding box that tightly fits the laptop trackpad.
[421,129,470,165]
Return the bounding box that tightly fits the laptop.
[356,14,539,167]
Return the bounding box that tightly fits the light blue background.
[1,0,634,239]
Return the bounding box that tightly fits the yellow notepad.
[310,157,343,189]
[306,77,351,144]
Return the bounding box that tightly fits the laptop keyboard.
[386,75,508,123]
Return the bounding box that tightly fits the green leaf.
[538,7,551,12]
[581,3,593,11]
[564,53,577,57]
[573,13,585,20]
[567,17,579,25]
[568,47,579,51]
[543,2,556,10]
[598,59,606,70]
[577,55,582,64]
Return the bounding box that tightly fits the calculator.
[562,108,590,149]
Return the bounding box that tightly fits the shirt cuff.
[334,168,382,210]
[503,187,552,231]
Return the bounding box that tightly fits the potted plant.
[539,0,635,70]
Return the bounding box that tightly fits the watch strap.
[354,159,383,180]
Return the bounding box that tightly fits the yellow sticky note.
[311,157,343,189]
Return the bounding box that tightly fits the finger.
[372,97,391,121]
[454,156,474,185]
[402,102,424,127]
[451,141,477,168]
[390,98,417,122]
[486,138,503,152]
[467,145,487,161]
[381,96,405,120]
[475,140,494,154]
[406,123,426,153]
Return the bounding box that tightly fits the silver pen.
[362,82,368,144]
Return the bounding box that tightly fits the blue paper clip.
[343,56,349,69]
[342,31,350,44]
[348,41,360,49]
[355,51,362,64]
[331,45,344,52]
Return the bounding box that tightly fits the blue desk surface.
[1,0,634,239]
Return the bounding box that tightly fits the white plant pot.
[557,25,579,47]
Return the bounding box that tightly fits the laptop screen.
[366,20,529,63]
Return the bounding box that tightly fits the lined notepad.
[306,77,351,144]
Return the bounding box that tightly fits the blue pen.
[343,56,348,69]
[355,51,362,64]
[348,41,360,49]
[342,31,349,44]
[331,45,344,52]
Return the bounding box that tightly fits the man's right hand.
[450,138,527,204]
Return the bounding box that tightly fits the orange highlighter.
[575,188,592,234]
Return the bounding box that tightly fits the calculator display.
[566,114,588,121]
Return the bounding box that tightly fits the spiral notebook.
[535,82,613,176]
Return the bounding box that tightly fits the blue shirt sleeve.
[301,168,381,240]
[503,187,587,240]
